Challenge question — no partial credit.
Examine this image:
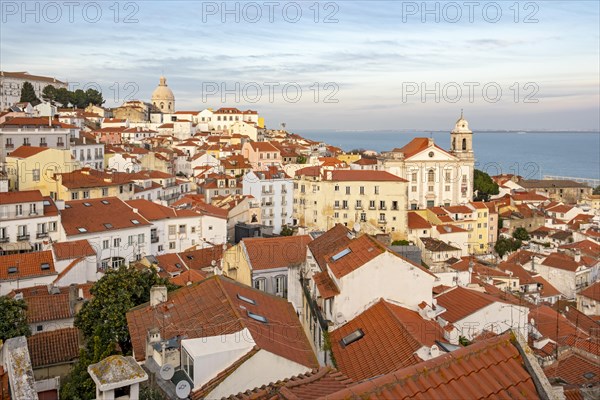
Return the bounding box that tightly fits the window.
[379,213,386,222]
[128,235,135,245]
[334,185,339,192]
[182,347,194,381]
[102,188,108,196]
[247,311,268,323]
[428,170,435,182]
[179,224,186,234]
[411,173,417,182]
[254,278,266,291]
[169,242,176,249]
[83,190,90,199]
[341,329,364,347]
[29,204,37,215]
[138,234,144,244]
[113,238,121,247]
[379,201,386,210]
[103,239,109,249]
[360,186,365,195]
[334,200,340,209]
[71,192,79,200]
[345,186,350,195]
[15,205,22,216]
[33,169,40,182]
[356,200,362,209]
[49,222,57,231]
[274,275,287,296]
[412,186,417,192]
[342,200,348,209]
[392,201,398,210]
[168,225,176,235]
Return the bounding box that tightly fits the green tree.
[60,337,116,400]
[296,155,307,164]
[19,81,40,106]
[280,225,294,236]
[513,227,530,241]
[494,237,522,258]
[392,240,410,246]
[41,85,56,102]
[84,88,104,106]
[473,169,499,201]
[0,296,31,341]
[75,265,174,354]
[593,185,600,195]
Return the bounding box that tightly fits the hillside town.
[0,72,599,400]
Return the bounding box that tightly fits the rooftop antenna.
[461,108,464,118]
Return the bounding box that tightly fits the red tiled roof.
[0,117,66,127]
[435,287,505,323]
[61,197,151,236]
[324,332,541,399]
[248,141,279,152]
[57,169,133,189]
[0,190,44,205]
[179,246,225,270]
[497,262,535,284]
[6,146,49,158]
[295,165,321,177]
[407,212,432,229]
[313,271,340,299]
[52,239,96,261]
[444,205,473,214]
[543,351,600,386]
[532,275,562,298]
[330,299,443,382]
[170,269,206,286]
[308,224,352,271]
[126,199,196,220]
[325,235,385,279]
[352,157,378,165]
[171,195,229,219]
[392,137,449,159]
[541,252,583,272]
[329,170,407,182]
[224,367,354,400]
[27,328,80,368]
[436,224,468,234]
[579,281,600,302]
[242,235,312,271]
[126,276,318,368]
[0,251,56,281]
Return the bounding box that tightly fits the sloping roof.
[170,269,206,286]
[579,281,600,302]
[435,287,506,323]
[419,237,460,252]
[24,292,72,323]
[541,252,583,272]
[392,137,452,159]
[126,276,318,368]
[407,212,432,229]
[27,328,80,368]
[325,234,385,279]
[242,235,312,271]
[323,332,542,399]
[330,299,444,382]
[0,251,56,281]
[224,367,353,400]
[0,190,44,205]
[179,246,225,270]
[61,197,151,236]
[307,224,352,271]
[6,146,49,158]
[329,170,407,182]
[52,239,96,261]
[126,199,196,220]
[543,351,600,386]
[313,271,340,299]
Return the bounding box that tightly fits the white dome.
[151,76,174,102]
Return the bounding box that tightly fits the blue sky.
[1,1,598,131]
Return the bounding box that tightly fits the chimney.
[428,137,434,146]
[574,251,581,263]
[150,286,168,306]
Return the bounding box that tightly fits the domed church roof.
[151,76,174,102]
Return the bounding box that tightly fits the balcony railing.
[56,142,65,147]
[5,143,14,149]
[17,234,30,241]
[36,232,48,239]
[151,237,159,243]
[39,143,48,147]
[0,237,9,243]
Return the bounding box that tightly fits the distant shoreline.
[295,129,600,134]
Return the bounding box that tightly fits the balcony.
[0,237,9,243]
[151,236,159,243]
[17,234,30,241]
[378,219,387,225]
[5,143,14,149]
[56,142,64,147]
[36,232,48,239]
[39,143,48,147]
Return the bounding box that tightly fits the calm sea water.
[295,130,600,181]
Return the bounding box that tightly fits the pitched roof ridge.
[379,300,425,348]
[53,257,85,283]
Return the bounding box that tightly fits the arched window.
[160,102,164,109]
[168,102,172,110]
[274,275,287,297]
[428,169,435,182]
[452,138,456,150]
[253,277,266,291]
[462,138,467,150]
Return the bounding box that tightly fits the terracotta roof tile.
[435,287,506,323]
[330,300,440,382]
[6,146,49,158]
[242,235,312,271]
[330,170,407,182]
[408,212,432,229]
[313,271,340,299]
[52,239,96,261]
[61,197,150,236]
[543,351,600,386]
[579,281,600,302]
[24,292,72,323]
[126,276,318,368]
[170,269,206,286]
[308,224,352,270]
[0,190,44,205]
[179,246,225,270]
[541,252,583,272]
[27,328,80,368]
[325,235,385,279]
[224,367,353,400]
[0,251,56,281]
[324,332,541,399]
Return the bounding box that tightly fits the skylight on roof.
[331,248,352,261]
[40,263,50,270]
[43,200,51,206]
[101,200,110,205]
[65,204,71,208]
[131,219,140,225]
[83,202,91,207]
[104,223,113,229]
[341,329,364,347]
[247,311,267,323]
[237,294,256,305]
[186,255,194,260]
[7,266,18,274]
[175,263,182,268]
[77,227,88,233]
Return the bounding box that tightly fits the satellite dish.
[176,380,191,399]
[159,364,175,381]
[353,223,361,233]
